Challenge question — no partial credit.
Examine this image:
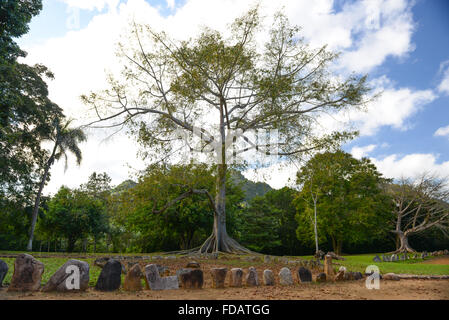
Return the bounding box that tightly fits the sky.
[16,0,449,194]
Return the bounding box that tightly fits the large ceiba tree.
[82,8,370,253]
[389,174,449,253]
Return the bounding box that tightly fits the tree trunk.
[27,142,57,251]
[67,237,76,253]
[337,239,343,256]
[313,195,319,254]
[198,164,250,254]
[393,231,415,253]
[198,108,251,254]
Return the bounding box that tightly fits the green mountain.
[230,170,273,202]
[113,172,273,202]
[112,179,137,194]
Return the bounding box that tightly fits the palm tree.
[27,118,87,251]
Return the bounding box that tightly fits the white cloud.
[245,152,449,190]
[351,86,437,136]
[317,77,437,137]
[21,0,425,193]
[438,60,449,95]
[337,0,415,73]
[351,144,377,159]
[370,153,449,181]
[435,125,449,139]
[243,162,299,190]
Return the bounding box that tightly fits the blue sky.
[345,0,449,161]
[16,0,449,192]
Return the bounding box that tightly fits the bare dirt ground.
[421,256,449,265]
[1,279,448,300]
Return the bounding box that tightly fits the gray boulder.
[145,264,179,290]
[279,267,293,285]
[0,259,8,287]
[230,268,243,287]
[95,259,122,291]
[8,254,44,292]
[383,273,400,281]
[245,267,259,286]
[43,259,89,292]
[263,270,274,286]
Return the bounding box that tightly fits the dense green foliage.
[294,151,393,255]
[235,187,299,255]
[39,187,107,252]
[0,0,63,204]
[109,164,245,252]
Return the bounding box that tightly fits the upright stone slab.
[263,270,274,286]
[316,272,326,282]
[297,267,312,283]
[0,259,8,287]
[185,261,200,269]
[42,259,89,292]
[344,271,355,280]
[95,259,122,291]
[180,269,203,289]
[391,254,397,261]
[176,268,192,285]
[353,272,363,280]
[334,270,345,281]
[123,264,143,291]
[264,255,272,264]
[144,264,179,290]
[8,254,44,292]
[210,268,227,288]
[401,254,407,261]
[324,255,334,277]
[373,255,381,262]
[156,264,170,276]
[245,267,259,287]
[230,268,243,287]
[279,267,293,286]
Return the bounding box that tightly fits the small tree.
[82,8,370,253]
[389,173,449,253]
[43,186,106,252]
[27,118,86,251]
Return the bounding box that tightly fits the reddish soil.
[421,257,449,265]
[1,279,448,300]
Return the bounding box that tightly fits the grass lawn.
[1,251,448,287]
[335,253,449,275]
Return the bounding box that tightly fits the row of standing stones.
[0,253,373,292]
[373,250,449,263]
